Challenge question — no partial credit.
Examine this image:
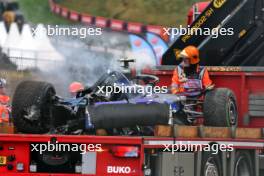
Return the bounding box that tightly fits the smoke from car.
[35,34,123,96]
[32,26,156,96]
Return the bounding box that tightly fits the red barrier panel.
[127,22,143,33]
[49,0,167,41]
[81,14,93,25]
[110,19,125,31]
[146,25,169,42]
[146,25,163,35]
[70,10,79,21]
[61,7,69,18]
[54,4,61,14]
[95,16,109,28]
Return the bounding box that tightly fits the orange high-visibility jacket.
[0,95,10,104]
[0,105,9,123]
[171,65,212,94]
[0,95,10,123]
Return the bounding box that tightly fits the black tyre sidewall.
[12,81,55,133]
[38,84,56,130]
[203,88,238,127]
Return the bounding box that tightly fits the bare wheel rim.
[204,158,219,176]
[228,98,237,126]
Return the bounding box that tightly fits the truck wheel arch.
[233,150,254,176]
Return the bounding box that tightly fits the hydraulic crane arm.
[162,0,264,66]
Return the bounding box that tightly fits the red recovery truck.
[0,67,263,175]
[0,0,264,176]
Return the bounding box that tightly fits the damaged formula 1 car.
[12,71,238,135]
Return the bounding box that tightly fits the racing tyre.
[203,88,238,127]
[233,151,254,176]
[201,151,222,176]
[12,81,56,133]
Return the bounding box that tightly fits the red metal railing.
[48,0,169,41]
